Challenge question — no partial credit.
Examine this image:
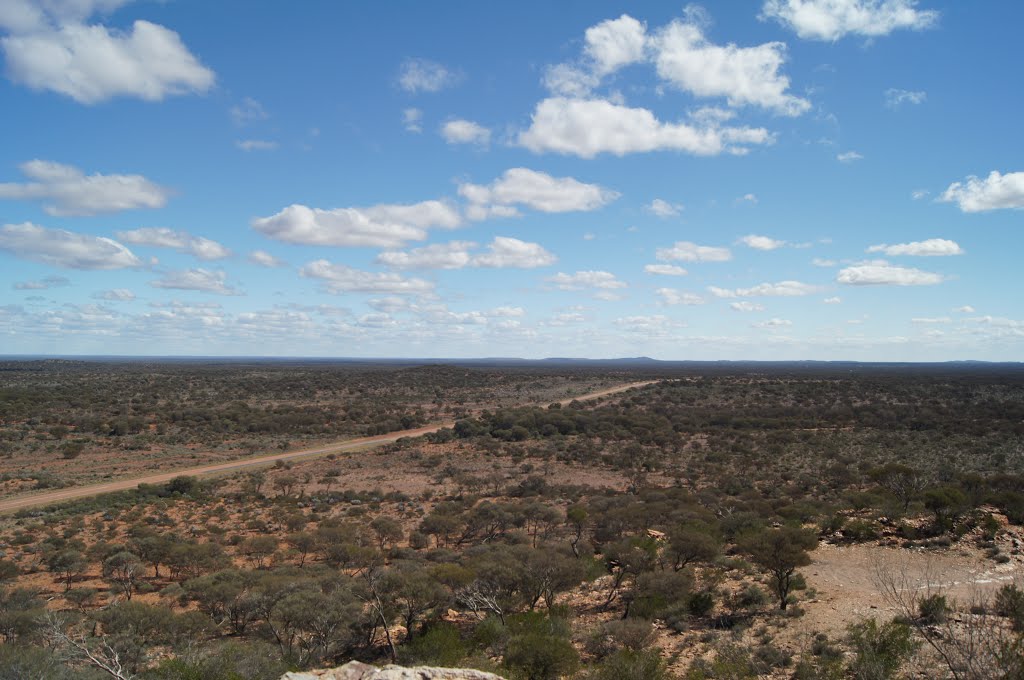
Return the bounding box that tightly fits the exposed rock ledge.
[283,660,506,680]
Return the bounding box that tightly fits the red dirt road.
[0,380,655,514]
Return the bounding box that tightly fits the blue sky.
[1,0,1022,360]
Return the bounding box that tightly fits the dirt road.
[0,380,655,514]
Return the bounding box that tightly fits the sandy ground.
[0,380,655,514]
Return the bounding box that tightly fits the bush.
[846,618,918,680]
[401,623,467,667]
[918,594,949,625]
[503,633,579,680]
[590,648,667,680]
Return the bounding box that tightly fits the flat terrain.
[0,380,653,513]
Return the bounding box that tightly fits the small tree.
[103,552,143,600]
[739,526,817,610]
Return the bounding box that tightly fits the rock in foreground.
[283,660,506,680]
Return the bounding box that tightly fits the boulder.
[282,660,506,680]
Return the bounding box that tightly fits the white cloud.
[885,88,926,108]
[489,306,525,318]
[547,270,626,291]
[376,241,474,270]
[230,97,268,125]
[584,14,649,76]
[459,167,618,215]
[14,274,69,290]
[657,288,704,306]
[644,264,688,276]
[516,97,773,158]
[752,318,792,328]
[300,260,434,296]
[761,0,939,41]
[646,198,683,217]
[823,296,842,304]
[940,171,1024,212]
[0,222,141,269]
[656,241,732,262]
[117,227,231,260]
[952,305,974,313]
[473,237,557,269]
[2,17,214,104]
[739,234,786,250]
[812,258,837,267]
[403,108,423,133]
[248,250,286,268]
[235,139,278,151]
[911,317,951,324]
[398,58,458,93]
[730,301,765,312]
[911,189,930,200]
[441,119,491,146]
[252,200,462,248]
[866,238,963,256]
[93,288,135,301]
[837,150,863,163]
[652,19,809,116]
[614,315,682,337]
[0,159,170,216]
[151,268,240,295]
[710,280,818,297]
[836,261,944,285]
[738,193,759,204]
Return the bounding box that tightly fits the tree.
[240,536,278,570]
[381,563,449,642]
[665,522,720,571]
[286,532,316,568]
[923,486,969,532]
[869,463,927,513]
[46,550,87,593]
[370,516,404,551]
[738,526,817,610]
[103,552,143,600]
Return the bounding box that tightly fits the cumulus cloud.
[657,288,705,306]
[252,200,462,249]
[0,222,141,269]
[117,227,231,260]
[709,280,818,297]
[866,238,963,257]
[1,11,215,104]
[651,19,810,116]
[375,241,475,270]
[543,13,808,116]
[730,301,765,312]
[0,160,170,216]
[837,150,863,163]
[472,237,557,269]
[656,241,732,262]
[459,167,618,217]
[92,288,135,301]
[836,261,944,285]
[547,270,626,291]
[235,139,278,151]
[229,97,268,125]
[151,268,240,295]
[739,234,786,250]
[397,58,459,93]
[752,318,792,328]
[644,264,688,276]
[646,198,683,217]
[516,97,773,158]
[248,250,285,268]
[824,296,842,304]
[940,171,1024,212]
[13,274,69,290]
[911,316,951,324]
[300,260,434,296]
[813,258,837,267]
[441,119,491,146]
[760,0,939,41]
[402,108,423,133]
[953,305,974,313]
[885,88,926,108]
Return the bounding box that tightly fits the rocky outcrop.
[282,660,506,680]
